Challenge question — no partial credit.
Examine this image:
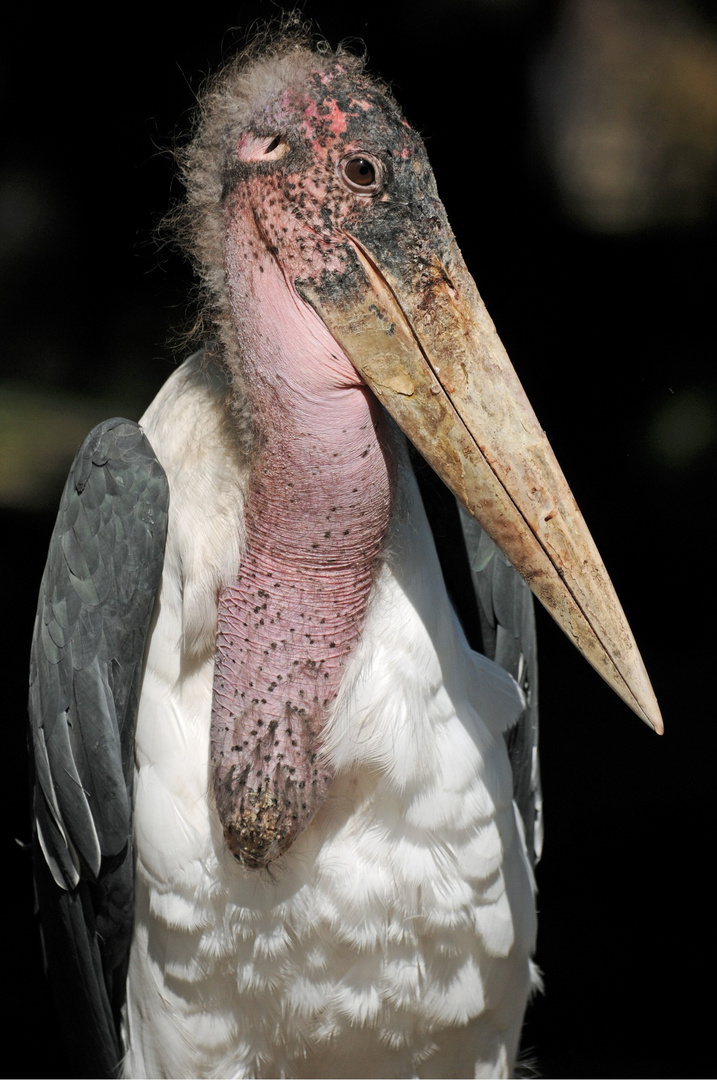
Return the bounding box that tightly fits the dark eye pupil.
[345,157,375,186]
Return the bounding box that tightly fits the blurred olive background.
[4,1,715,1076]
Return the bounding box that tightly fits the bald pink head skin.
[210,59,430,867]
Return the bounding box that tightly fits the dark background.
[4,1,715,1076]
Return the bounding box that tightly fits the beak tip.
[650,713,665,736]
[637,697,663,735]
[635,665,663,735]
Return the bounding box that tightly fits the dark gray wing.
[458,504,543,867]
[29,418,168,1078]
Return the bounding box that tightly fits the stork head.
[182,29,660,864]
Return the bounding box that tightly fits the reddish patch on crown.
[301,96,348,141]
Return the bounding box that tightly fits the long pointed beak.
[298,232,662,734]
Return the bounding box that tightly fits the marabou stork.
[29,30,662,1079]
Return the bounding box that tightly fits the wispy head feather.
[171,18,369,378]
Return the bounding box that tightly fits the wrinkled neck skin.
[211,206,395,868]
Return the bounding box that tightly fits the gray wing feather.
[29,418,168,1077]
[458,504,543,866]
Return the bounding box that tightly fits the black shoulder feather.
[29,418,168,1077]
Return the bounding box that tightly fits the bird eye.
[237,133,288,163]
[261,135,289,161]
[345,158,374,186]
[340,154,382,195]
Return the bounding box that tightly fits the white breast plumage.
[125,355,537,1079]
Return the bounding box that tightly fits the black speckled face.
[221,61,451,305]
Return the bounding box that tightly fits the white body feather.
[123,354,538,1079]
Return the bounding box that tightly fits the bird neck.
[211,235,395,868]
